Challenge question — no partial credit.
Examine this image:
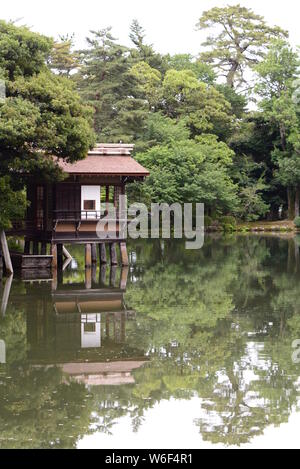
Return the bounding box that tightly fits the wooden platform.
[10,252,53,270]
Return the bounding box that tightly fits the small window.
[84,200,96,210]
[84,323,96,333]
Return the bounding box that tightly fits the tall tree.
[77,28,147,142]
[255,40,300,218]
[48,34,79,77]
[0,21,95,227]
[196,4,288,88]
[129,19,166,73]
[162,69,234,139]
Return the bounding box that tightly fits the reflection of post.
[92,265,97,285]
[52,267,58,292]
[1,274,13,316]
[288,238,300,273]
[120,267,129,290]
[100,264,107,286]
[57,267,63,286]
[91,244,97,265]
[110,265,117,287]
[99,243,107,264]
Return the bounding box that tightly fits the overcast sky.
[0,0,299,55]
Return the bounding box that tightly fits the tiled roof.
[57,144,149,177]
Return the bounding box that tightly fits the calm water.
[1,235,300,449]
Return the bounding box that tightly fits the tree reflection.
[1,236,300,447]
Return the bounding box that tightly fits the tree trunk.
[226,62,239,88]
[288,187,295,220]
[295,187,300,218]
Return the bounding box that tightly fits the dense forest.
[0,4,299,228]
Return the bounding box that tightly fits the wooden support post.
[85,268,92,289]
[0,231,13,275]
[51,243,57,271]
[57,268,63,286]
[57,244,63,270]
[85,243,92,268]
[1,274,13,316]
[120,242,129,266]
[51,268,58,292]
[110,243,118,266]
[0,245,3,278]
[33,241,39,255]
[91,243,97,264]
[99,243,107,264]
[120,267,129,290]
[41,242,47,255]
[24,240,31,255]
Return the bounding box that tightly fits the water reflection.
[1,236,300,448]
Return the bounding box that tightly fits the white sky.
[0,0,299,55]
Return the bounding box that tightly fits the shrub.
[220,216,237,233]
[204,215,213,227]
[294,217,300,228]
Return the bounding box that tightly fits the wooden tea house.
[9,144,149,270]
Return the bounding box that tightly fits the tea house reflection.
[23,266,147,386]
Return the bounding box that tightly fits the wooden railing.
[53,210,103,221]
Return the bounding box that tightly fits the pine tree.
[77,28,147,142]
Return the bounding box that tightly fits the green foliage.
[204,215,213,227]
[220,215,237,232]
[0,20,52,80]
[77,28,148,142]
[165,53,215,83]
[48,34,79,77]
[0,20,95,227]
[294,217,300,228]
[197,4,288,88]
[255,40,300,218]
[0,177,27,230]
[135,138,239,214]
[162,69,234,138]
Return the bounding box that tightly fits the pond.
[1,235,300,449]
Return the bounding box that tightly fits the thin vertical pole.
[99,243,107,264]
[33,241,39,255]
[110,243,118,266]
[120,242,129,266]
[91,243,97,264]
[0,231,13,275]
[57,244,63,269]
[24,239,31,255]
[51,243,57,271]
[85,243,92,268]
[120,267,129,290]
[41,242,47,255]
